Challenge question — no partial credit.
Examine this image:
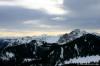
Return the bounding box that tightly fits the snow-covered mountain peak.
[69,29,87,38]
[70,29,86,35]
[58,29,88,44]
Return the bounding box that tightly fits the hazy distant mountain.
[0,35,60,47]
[0,29,100,66]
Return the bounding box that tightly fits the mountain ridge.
[0,29,100,66]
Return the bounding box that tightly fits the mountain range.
[0,29,100,66]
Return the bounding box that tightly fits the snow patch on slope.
[60,47,64,59]
[64,55,100,64]
[1,52,15,61]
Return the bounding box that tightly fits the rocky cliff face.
[58,29,87,44]
[0,29,100,66]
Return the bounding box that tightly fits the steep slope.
[0,40,58,66]
[59,34,100,65]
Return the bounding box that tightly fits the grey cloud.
[29,0,100,30]
[62,0,100,30]
[0,6,56,31]
[0,0,100,32]
[64,0,100,18]
[0,6,70,32]
[0,6,51,22]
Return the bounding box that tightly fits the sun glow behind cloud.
[17,0,66,15]
[0,0,67,15]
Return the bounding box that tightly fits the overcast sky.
[0,0,100,36]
